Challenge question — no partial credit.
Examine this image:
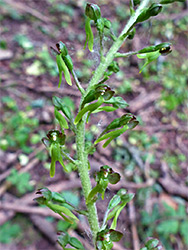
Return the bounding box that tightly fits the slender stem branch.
[72,69,85,95]
[115,51,138,58]
[60,149,77,165]
[101,208,110,229]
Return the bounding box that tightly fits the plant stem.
[72,69,85,94]
[75,0,151,246]
[115,51,138,58]
[76,120,99,243]
[60,149,77,165]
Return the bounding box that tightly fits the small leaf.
[95,125,129,145]
[57,232,70,248]
[104,96,129,109]
[63,54,74,72]
[56,54,72,87]
[99,114,136,137]
[92,106,117,113]
[86,185,101,204]
[108,195,121,210]
[54,108,69,129]
[69,237,85,249]
[52,192,66,204]
[74,97,104,124]
[52,96,72,120]
[48,203,78,222]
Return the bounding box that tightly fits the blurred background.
[0,0,188,249]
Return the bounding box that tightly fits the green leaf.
[99,114,137,137]
[92,106,117,113]
[156,220,179,236]
[69,237,85,249]
[56,54,72,87]
[86,185,101,204]
[84,17,94,52]
[57,233,70,248]
[52,96,72,120]
[104,96,129,109]
[54,108,69,129]
[108,194,121,210]
[74,97,104,124]
[94,125,129,145]
[47,203,78,223]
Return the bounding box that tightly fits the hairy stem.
[76,120,99,244]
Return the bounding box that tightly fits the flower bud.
[136,3,162,23]
[103,18,111,29]
[56,41,68,56]
[148,3,162,17]
[85,3,101,21]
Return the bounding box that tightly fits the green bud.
[148,3,162,17]
[138,42,171,54]
[107,61,119,73]
[96,17,105,33]
[47,130,65,145]
[136,3,162,23]
[103,18,111,29]
[136,8,149,23]
[155,42,171,50]
[85,3,101,21]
